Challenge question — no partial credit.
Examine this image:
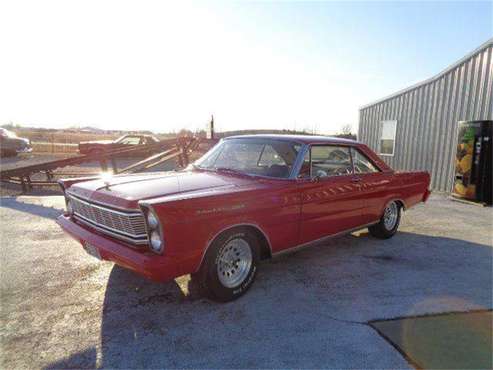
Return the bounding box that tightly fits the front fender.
[147,182,301,271]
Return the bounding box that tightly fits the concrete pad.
[1,194,492,368]
[371,310,493,369]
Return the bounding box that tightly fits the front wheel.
[368,201,401,239]
[195,229,259,302]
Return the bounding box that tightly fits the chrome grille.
[68,194,147,243]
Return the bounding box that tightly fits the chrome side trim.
[73,217,148,246]
[272,221,380,258]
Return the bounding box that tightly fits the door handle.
[351,177,362,183]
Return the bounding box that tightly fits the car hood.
[67,170,254,209]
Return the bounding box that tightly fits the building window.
[380,120,397,156]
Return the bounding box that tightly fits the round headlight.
[66,199,73,215]
[147,211,159,229]
[150,231,162,252]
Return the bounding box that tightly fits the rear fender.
[378,197,407,217]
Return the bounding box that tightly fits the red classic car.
[78,134,165,156]
[57,135,431,301]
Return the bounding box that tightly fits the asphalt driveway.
[1,194,492,368]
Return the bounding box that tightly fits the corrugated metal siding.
[358,40,493,192]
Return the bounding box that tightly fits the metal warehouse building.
[358,38,493,192]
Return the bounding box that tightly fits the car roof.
[123,133,155,137]
[224,134,359,145]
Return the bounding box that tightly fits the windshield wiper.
[191,164,214,172]
[214,167,251,177]
[193,165,253,177]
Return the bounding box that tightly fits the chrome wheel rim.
[217,238,252,288]
[383,202,398,230]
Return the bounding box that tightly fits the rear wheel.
[195,229,259,302]
[368,201,401,239]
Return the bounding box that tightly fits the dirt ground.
[0,194,492,368]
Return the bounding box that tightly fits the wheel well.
[380,199,405,218]
[209,225,272,262]
[395,199,405,210]
[244,225,272,260]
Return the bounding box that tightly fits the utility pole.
[209,115,214,139]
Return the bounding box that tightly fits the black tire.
[368,201,401,239]
[195,228,259,302]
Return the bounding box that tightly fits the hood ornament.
[101,172,113,189]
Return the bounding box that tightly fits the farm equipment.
[0,136,216,192]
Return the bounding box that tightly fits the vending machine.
[453,120,492,205]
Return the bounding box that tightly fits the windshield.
[115,135,128,143]
[194,139,301,179]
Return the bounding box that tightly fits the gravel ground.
[0,194,492,369]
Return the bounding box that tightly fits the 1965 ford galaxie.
[57,135,431,301]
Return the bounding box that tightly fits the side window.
[258,145,286,167]
[120,136,141,145]
[141,137,154,145]
[311,145,352,178]
[352,149,380,174]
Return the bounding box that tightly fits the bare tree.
[341,124,352,135]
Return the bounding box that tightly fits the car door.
[298,144,366,244]
[350,147,393,223]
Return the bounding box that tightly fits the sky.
[0,1,491,134]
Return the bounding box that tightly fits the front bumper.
[57,215,184,282]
